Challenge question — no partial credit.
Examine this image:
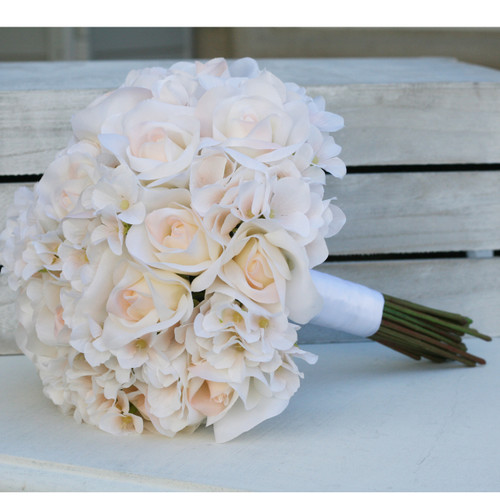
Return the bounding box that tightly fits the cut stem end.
[370,295,491,367]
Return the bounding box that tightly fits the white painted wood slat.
[313,81,500,167]
[325,171,500,255]
[1,171,499,259]
[2,257,499,354]
[2,58,500,175]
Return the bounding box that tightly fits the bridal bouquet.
[0,58,489,443]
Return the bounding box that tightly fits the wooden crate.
[1,57,500,353]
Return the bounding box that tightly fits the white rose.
[98,99,200,188]
[126,196,222,276]
[188,378,237,418]
[123,66,168,90]
[65,247,123,365]
[186,346,316,443]
[96,263,193,350]
[71,86,152,142]
[192,220,322,324]
[189,150,238,216]
[35,279,71,347]
[133,360,205,437]
[196,72,310,158]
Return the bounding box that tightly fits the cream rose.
[95,263,193,351]
[71,86,152,142]
[189,150,238,216]
[98,99,200,188]
[36,141,100,222]
[196,72,311,159]
[192,220,321,323]
[184,343,316,443]
[126,197,222,276]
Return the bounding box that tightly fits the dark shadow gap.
[0,174,42,184]
[327,251,476,262]
[347,164,500,174]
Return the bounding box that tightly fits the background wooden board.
[2,257,498,354]
[1,171,500,256]
[3,58,500,175]
[4,57,500,91]
[314,81,500,166]
[326,171,500,255]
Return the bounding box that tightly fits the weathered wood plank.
[4,57,500,91]
[0,89,101,176]
[2,58,500,175]
[314,81,500,167]
[309,258,500,339]
[2,257,499,353]
[2,170,499,258]
[325,171,500,255]
[0,272,18,354]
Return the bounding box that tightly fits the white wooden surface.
[3,58,500,174]
[327,171,500,255]
[1,339,499,491]
[2,171,500,256]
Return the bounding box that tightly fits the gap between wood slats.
[1,164,499,184]
[347,164,500,174]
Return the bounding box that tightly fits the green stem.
[367,294,491,367]
[384,300,491,341]
[383,309,464,346]
[375,326,479,367]
[384,294,473,325]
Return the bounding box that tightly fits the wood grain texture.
[313,81,500,166]
[2,257,499,354]
[0,171,498,261]
[325,171,500,255]
[0,89,102,176]
[312,258,500,338]
[2,58,500,175]
[0,272,18,355]
[4,57,500,90]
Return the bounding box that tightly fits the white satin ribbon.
[309,270,384,338]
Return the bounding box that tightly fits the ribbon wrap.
[310,270,385,338]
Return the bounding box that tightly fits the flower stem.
[369,295,492,367]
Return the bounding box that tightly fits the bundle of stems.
[371,294,492,367]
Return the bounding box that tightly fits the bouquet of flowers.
[0,57,489,443]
